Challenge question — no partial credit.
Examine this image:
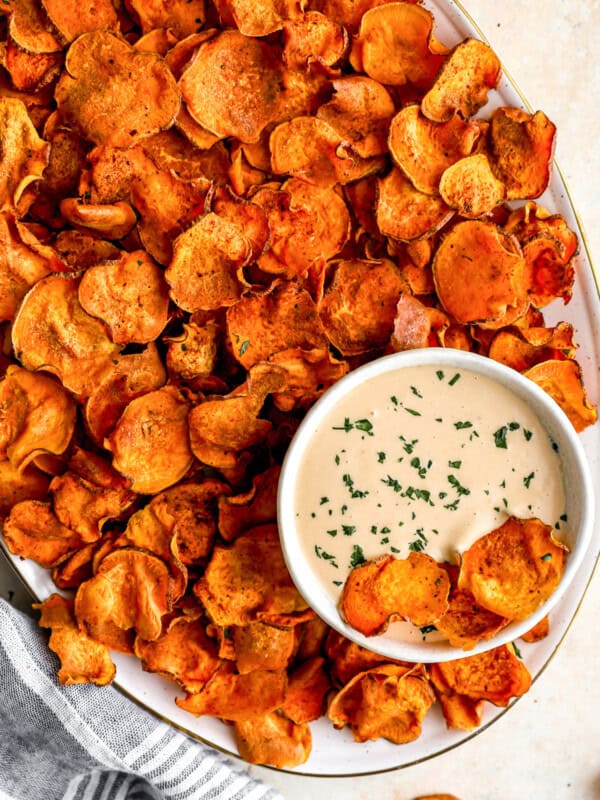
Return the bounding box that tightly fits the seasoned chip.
[488,108,556,200]
[218,465,280,542]
[432,220,528,325]
[388,105,479,195]
[325,629,409,686]
[458,517,568,621]
[234,712,311,768]
[0,459,50,517]
[0,365,76,471]
[269,348,349,411]
[0,97,49,214]
[435,688,484,731]
[435,586,508,651]
[350,3,444,88]
[319,258,408,356]
[36,594,116,685]
[194,524,309,627]
[439,154,506,218]
[376,168,454,242]
[2,500,82,567]
[127,0,206,39]
[390,293,449,351]
[281,657,332,724]
[5,0,62,54]
[488,322,576,372]
[59,198,137,240]
[309,0,410,32]
[520,615,550,643]
[3,40,62,94]
[422,38,501,122]
[40,0,118,43]
[211,187,269,262]
[521,234,575,309]
[232,622,296,674]
[78,250,170,345]
[524,359,598,432]
[55,31,180,147]
[283,11,347,70]
[107,385,193,494]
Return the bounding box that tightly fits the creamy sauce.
[293,365,567,602]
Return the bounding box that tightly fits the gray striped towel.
[0,599,283,800]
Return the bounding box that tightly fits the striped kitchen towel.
[0,599,282,800]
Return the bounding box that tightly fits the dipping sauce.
[292,364,567,601]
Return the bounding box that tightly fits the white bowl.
[278,348,595,663]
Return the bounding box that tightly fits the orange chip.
[281,657,332,724]
[524,359,598,432]
[421,38,501,122]
[50,540,101,590]
[415,795,463,800]
[488,322,576,372]
[210,187,269,262]
[127,0,206,39]
[232,621,296,674]
[226,281,328,368]
[488,108,556,200]
[309,0,412,32]
[36,594,116,685]
[179,31,283,143]
[296,616,329,662]
[434,586,508,651]
[0,365,76,471]
[223,0,302,37]
[439,154,506,218]
[234,712,311,768]
[269,347,349,411]
[107,385,193,494]
[40,0,118,43]
[432,220,528,325]
[520,614,550,643]
[55,31,180,147]
[521,233,576,309]
[78,250,170,345]
[432,688,484,731]
[388,105,479,196]
[12,275,121,397]
[165,320,220,383]
[350,3,444,88]
[328,663,435,744]
[319,258,409,356]
[316,76,395,159]
[325,629,409,686]
[390,293,449,351]
[282,11,347,70]
[458,517,568,621]
[194,524,309,627]
[376,168,454,242]
[166,213,251,312]
[0,97,49,214]
[429,644,532,707]
[59,198,137,240]
[3,40,62,94]
[218,465,280,541]
[75,547,172,642]
[2,500,82,567]
[176,661,288,721]
[0,459,50,517]
[5,0,62,54]
[134,615,221,693]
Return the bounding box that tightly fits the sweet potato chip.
[107,385,193,494]
[40,0,118,43]
[520,614,550,643]
[78,250,170,345]
[439,154,506,218]
[295,616,329,661]
[176,661,287,721]
[282,11,347,70]
[232,622,296,674]
[166,213,251,312]
[5,0,62,54]
[458,517,568,622]
[75,547,172,642]
[429,644,532,706]
[434,689,484,731]
[488,322,576,372]
[0,97,49,214]
[218,465,279,542]
[179,31,283,143]
[524,359,598,432]
[521,233,575,309]
[3,40,62,94]
[435,586,508,651]
[51,540,100,590]
[432,220,528,325]
[390,293,449,351]
[226,281,328,368]
[269,347,349,411]
[308,0,409,32]
[2,500,82,567]
[12,275,121,397]
[59,198,137,240]
[36,594,116,685]
[134,615,221,693]
[234,712,311,768]
[194,524,309,627]
[415,795,462,800]
[421,38,501,122]
[325,629,408,686]
[350,3,444,88]
[165,320,220,382]
[319,258,408,355]
[128,0,206,39]
[389,105,479,195]
[0,365,76,471]
[281,657,332,724]
[488,108,556,200]
[0,459,50,517]
[55,31,180,147]
[376,168,454,242]
[328,664,435,744]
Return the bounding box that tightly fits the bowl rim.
[277,347,595,663]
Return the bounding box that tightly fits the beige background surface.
[2,1,599,798]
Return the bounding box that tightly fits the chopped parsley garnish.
[408,539,426,552]
[342,473,369,499]
[332,417,374,436]
[447,474,470,496]
[239,340,250,356]
[342,525,356,536]
[512,642,523,659]
[404,407,422,416]
[410,385,423,398]
[523,428,533,441]
[523,472,535,489]
[448,460,462,469]
[493,426,508,448]
[436,370,445,381]
[350,545,366,568]
[410,456,431,479]
[448,372,461,386]
[390,395,399,406]
[454,420,473,430]
[382,475,402,492]
[314,545,338,567]
[326,529,337,537]
[377,451,386,463]
[399,435,418,454]
[320,496,329,505]
[541,553,553,561]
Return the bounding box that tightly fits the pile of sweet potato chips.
[0,0,597,770]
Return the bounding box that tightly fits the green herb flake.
[408,539,426,552]
[493,426,508,448]
[326,529,337,537]
[314,546,338,567]
[447,474,470,496]
[420,624,437,634]
[320,497,329,505]
[541,553,553,561]
[448,460,462,469]
[239,339,250,356]
[523,472,535,489]
[448,372,461,386]
[523,428,533,441]
[404,407,422,417]
[454,420,473,430]
[436,370,445,381]
[354,418,374,436]
[350,545,366,568]
[512,642,523,659]
[342,473,369,499]
[410,385,423,398]
[342,525,356,536]
[377,451,386,463]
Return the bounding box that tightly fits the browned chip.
[269,348,349,411]
[40,0,118,43]
[5,0,62,54]
[134,615,221,693]
[488,108,556,200]
[59,198,137,240]
[439,154,506,218]
[280,657,332,724]
[435,689,484,731]
[319,258,408,355]
[0,460,50,517]
[328,664,435,744]
[350,3,445,88]
[309,0,412,32]
[165,320,220,383]
[128,0,206,39]
[107,385,193,494]
[2,500,82,567]
[524,359,598,432]
[176,661,288,721]
[435,586,508,651]
[194,524,309,627]
[3,41,62,94]
[458,517,568,621]
[325,629,409,686]
[376,168,454,242]
[282,11,347,70]
[0,97,49,214]
[232,622,296,674]
[179,31,283,143]
[36,594,116,685]
[234,712,311,768]
[78,250,170,345]
[520,615,550,643]
[388,105,479,195]
[0,365,76,471]
[488,322,576,372]
[218,465,279,541]
[55,31,180,147]
[390,293,449,351]
[422,38,501,122]
[432,220,528,325]
[54,230,120,270]
[218,0,302,37]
